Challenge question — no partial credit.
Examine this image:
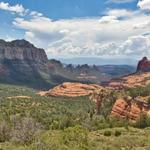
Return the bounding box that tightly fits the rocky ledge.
[37,82,103,97]
[0,39,48,63]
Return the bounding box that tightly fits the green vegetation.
[128,85,150,98]
[1,83,150,149]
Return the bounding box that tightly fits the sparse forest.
[1,83,150,149]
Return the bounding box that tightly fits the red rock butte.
[137,57,150,72]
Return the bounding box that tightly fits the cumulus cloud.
[0,0,143,59]
[12,7,150,58]
[106,0,136,4]
[30,11,43,17]
[137,0,150,10]
[0,2,27,15]
[98,16,119,23]
[107,9,137,18]
[120,35,150,55]
[133,21,150,29]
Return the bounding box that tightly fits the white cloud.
[98,16,119,23]
[0,2,27,15]
[106,0,136,4]
[30,11,43,17]
[133,21,150,29]
[120,35,150,55]
[137,0,150,10]
[107,9,137,18]
[11,6,150,58]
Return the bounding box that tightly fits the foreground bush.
[134,113,150,128]
[114,130,121,136]
[62,125,92,150]
[0,120,11,142]
[11,117,43,144]
[103,130,111,136]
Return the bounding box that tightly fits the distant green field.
[0,83,150,150]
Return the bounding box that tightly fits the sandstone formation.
[0,39,49,73]
[0,39,56,88]
[111,97,150,121]
[111,98,141,120]
[37,82,103,97]
[137,57,150,72]
[108,72,150,89]
[0,39,48,63]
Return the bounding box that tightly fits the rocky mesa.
[0,39,53,88]
[37,82,103,97]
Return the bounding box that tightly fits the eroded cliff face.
[0,39,48,62]
[0,39,51,88]
[111,97,150,121]
[111,99,141,121]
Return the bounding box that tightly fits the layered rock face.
[37,82,103,97]
[111,98,150,121]
[0,39,48,63]
[111,99,141,121]
[137,57,150,72]
[0,39,50,88]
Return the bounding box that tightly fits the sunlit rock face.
[37,82,103,97]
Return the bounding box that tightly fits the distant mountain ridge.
[48,59,135,84]
[0,39,136,89]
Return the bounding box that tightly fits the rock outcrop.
[108,72,150,89]
[0,39,51,88]
[37,82,103,97]
[0,39,48,63]
[111,97,150,121]
[111,98,141,120]
[137,57,150,72]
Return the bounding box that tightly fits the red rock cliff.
[137,57,150,72]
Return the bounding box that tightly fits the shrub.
[62,125,91,149]
[114,130,121,137]
[11,117,43,144]
[128,85,150,98]
[135,113,150,129]
[103,130,111,136]
[147,97,150,105]
[0,121,11,142]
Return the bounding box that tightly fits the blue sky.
[0,0,139,19]
[0,0,150,61]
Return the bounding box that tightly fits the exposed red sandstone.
[137,57,150,72]
[111,97,150,121]
[107,72,150,89]
[37,82,103,97]
[111,99,141,120]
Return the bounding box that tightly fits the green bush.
[114,130,121,137]
[103,130,111,136]
[62,125,91,149]
[0,121,11,142]
[128,85,150,98]
[11,117,42,144]
[135,113,150,129]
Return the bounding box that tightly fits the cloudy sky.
[0,0,150,63]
